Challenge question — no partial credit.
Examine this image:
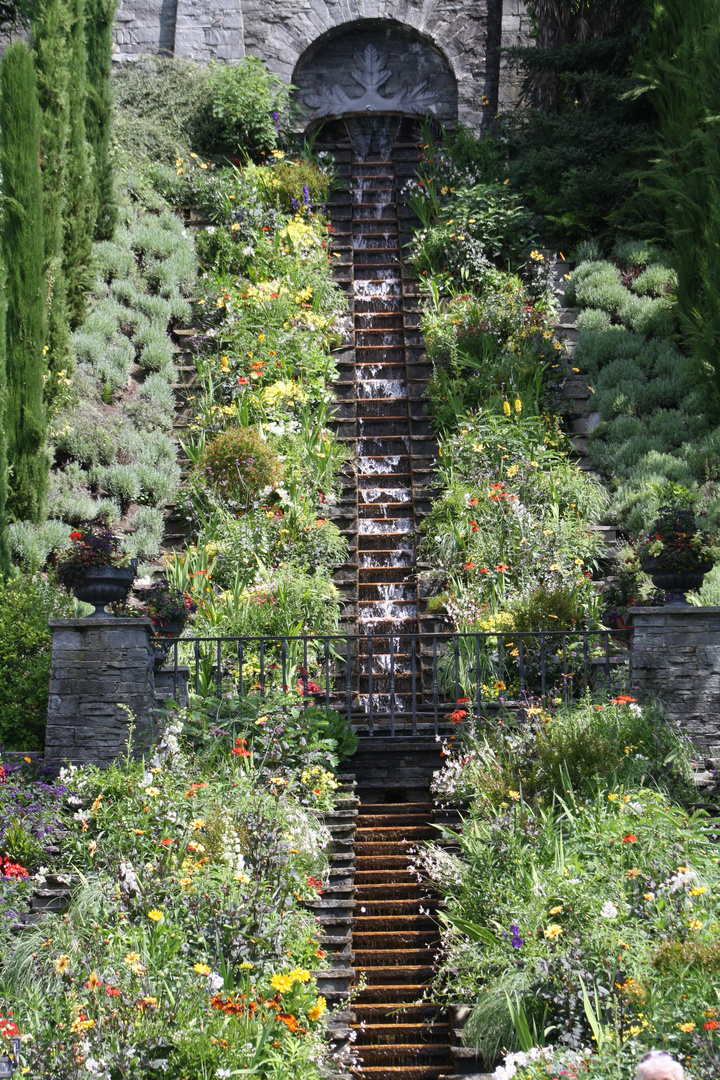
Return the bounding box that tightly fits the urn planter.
[641,557,713,606]
[73,563,137,617]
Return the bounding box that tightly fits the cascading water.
[350,130,420,719]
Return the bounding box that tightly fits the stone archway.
[292,20,458,129]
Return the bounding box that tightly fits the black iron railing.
[155,628,632,736]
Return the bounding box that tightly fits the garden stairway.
[319,119,446,730]
[350,795,452,1080]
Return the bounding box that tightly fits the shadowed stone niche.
[293,24,457,127]
[630,606,720,760]
[45,618,157,768]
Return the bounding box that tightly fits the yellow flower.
[218,356,229,373]
[190,818,206,831]
[508,790,521,801]
[643,892,654,901]
[308,996,327,1021]
[530,250,543,261]
[503,400,511,417]
[608,793,618,801]
[549,905,563,915]
[271,973,294,993]
[689,887,707,896]
[144,787,160,798]
[54,954,70,974]
[688,920,703,931]
[124,952,141,966]
[514,398,522,414]
[544,924,563,939]
[147,909,164,922]
[679,1022,696,1033]
[289,968,311,984]
[677,866,690,873]
[86,971,102,989]
[626,869,640,879]
[131,828,145,835]
[234,870,250,885]
[240,960,255,969]
[194,963,211,976]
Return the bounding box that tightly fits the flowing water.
[351,149,419,717]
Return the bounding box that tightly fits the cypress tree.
[63,0,96,325]
[641,0,720,405]
[85,0,117,241]
[0,256,9,577]
[0,44,48,523]
[32,0,73,397]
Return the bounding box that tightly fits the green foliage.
[62,0,95,325]
[0,255,7,578]
[197,427,283,511]
[84,0,117,239]
[0,43,48,523]
[423,695,716,1077]
[111,56,212,165]
[209,57,289,157]
[504,9,655,246]
[421,414,607,623]
[640,0,720,406]
[567,256,720,532]
[31,0,73,397]
[0,575,73,749]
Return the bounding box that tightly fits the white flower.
[600,901,618,919]
[205,226,216,235]
[628,703,643,717]
[208,972,224,992]
[217,1070,232,1078]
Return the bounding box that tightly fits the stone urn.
[74,563,138,617]
[641,557,713,606]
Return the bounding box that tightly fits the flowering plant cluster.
[55,522,134,589]
[421,694,719,1079]
[632,501,720,574]
[134,580,197,630]
[0,696,346,1078]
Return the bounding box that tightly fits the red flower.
[70,531,83,541]
[490,483,504,491]
[2,859,28,878]
[480,568,489,574]
[704,1020,719,1030]
[495,563,509,572]
[307,876,323,894]
[159,838,173,846]
[464,561,476,569]
[106,987,120,997]
[237,377,249,385]
[622,834,637,844]
[450,709,467,723]
[611,696,637,705]
[232,747,251,757]
[468,497,479,506]
[458,697,470,703]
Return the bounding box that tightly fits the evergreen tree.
[85,0,117,240]
[32,0,73,395]
[505,1,652,245]
[641,0,720,406]
[0,256,9,577]
[0,44,48,523]
[63,0,96,325]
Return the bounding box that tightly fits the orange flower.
[495,563,509,572]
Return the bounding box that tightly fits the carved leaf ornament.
[305,44,439,117]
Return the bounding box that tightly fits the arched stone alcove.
[292,20,458,128]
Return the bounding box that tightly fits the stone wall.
[630,606,720,761]
[45,617,157,768]
[113,0,533,130]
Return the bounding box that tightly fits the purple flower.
[272,110,280,134]
[511,923,523,948]
[303,184,311,208]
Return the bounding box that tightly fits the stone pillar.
[630,606,720,760]
[46,618,156,768]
